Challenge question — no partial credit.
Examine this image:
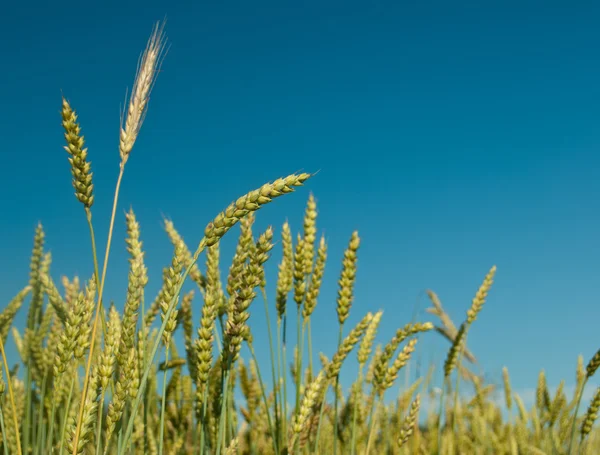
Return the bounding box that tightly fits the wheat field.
[1,20,599,455]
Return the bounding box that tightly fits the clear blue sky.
[1,0,599,406]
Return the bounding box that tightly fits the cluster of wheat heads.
[1,19,600,455]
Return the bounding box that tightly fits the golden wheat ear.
[119,20,168,163]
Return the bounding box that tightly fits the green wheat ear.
[398,394,420,448]
[336,231,360,326]
[203,173,312,247]
[61,98,94,209]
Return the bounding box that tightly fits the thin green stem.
[199,386,210,455]
[260,288,279,450]
[158,345,169,455]
[226,372,235,449]
[34,373,48,455]
[95,390,106,455]
[0,407,10,455]
[295,305,302,419]
[23,364,31,455]
[276,318,283,449]
[140,285,148,454]
[451,332,469,437]
[307,320,314,379]
[568,377,588,455]
[248,343,278,454]
[333,326,343,455]
[436,376,450,455]
[313,384,328,454]
[47,385,58,453]
[364,389,380,455]
[216,366,232,455]
[85,207,107,335]
[281,314,289,444]
[58,375,75,455]
[350,367,365,455]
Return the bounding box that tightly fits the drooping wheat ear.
[443,322,467,378]
[581,386,600,440]
[357,310,382,367]
[466,265,496,324]
[302,193,317,273]
[398,394,420,448]
[303,235,327,318]
[502,366,513,411]
[164,219,206,290]
[336,231,360,326]
[276,221,294,319]
[202,173,312,248]
[160,242,184,346]
[61,98,94,209]
[119,21,167,163]
[326,312,373,380]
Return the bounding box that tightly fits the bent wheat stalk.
[119,172,311,454]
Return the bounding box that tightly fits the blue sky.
[1,0,599,407]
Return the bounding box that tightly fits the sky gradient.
[1,0,599,407]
